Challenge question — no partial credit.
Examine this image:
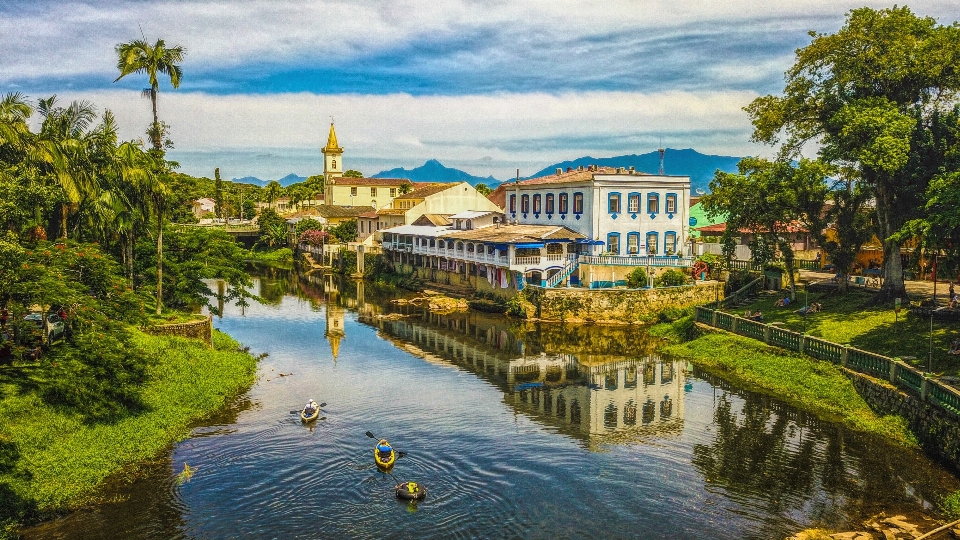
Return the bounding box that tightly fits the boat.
[396,481,427,500]
[300,406,320,422]
[374,439,396,471]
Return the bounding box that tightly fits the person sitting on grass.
[750,311,763,322]
[774,297,790,307]
[796,303,821,315]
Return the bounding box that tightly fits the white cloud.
[38,89,767,178]
[2,0,957,83]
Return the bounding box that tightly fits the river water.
[24,268,960,539]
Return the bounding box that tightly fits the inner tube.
[374,439,396,470]
[396,481,427,500]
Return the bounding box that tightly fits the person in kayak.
[303,399,319,417]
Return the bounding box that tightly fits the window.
[666,194,677,214]
[350,187,357,196]
[647,193,659,214]
[332,159,336,169]
[546,193,555,214]
[664,232,677,254]
[533,194,542,213]
[521,194,530,213]
[607,233,620,254]
[509,194,517,212]
[558,193,568,214]
[646,232,658,254]
[608,193,621,213]
[573,192,584,214]
[628,193,640,213]
[371,187,377,197]
[627,233,640,254]
[390,188,396,197]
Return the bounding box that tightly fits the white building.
[495,165,692,257]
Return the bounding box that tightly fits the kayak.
[396,481,427,500]
[374,439,396,470]
[301,407,320,422]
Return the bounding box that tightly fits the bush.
[625,267,648,288]
[655,268,688,287]
[295,218,324,237]
[942,490,960,520]
[299,229,328,246]
[697,252,723,272]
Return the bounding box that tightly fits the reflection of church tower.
[322,122,343,191]
[325,277,345,361]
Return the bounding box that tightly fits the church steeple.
[322,121,344,188]
[323,122,342,154]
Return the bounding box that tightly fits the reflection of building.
[372,312,684,447]
[324,274,345,360]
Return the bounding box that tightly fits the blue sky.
[2,0,957,181]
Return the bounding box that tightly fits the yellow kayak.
[374,439,395,470]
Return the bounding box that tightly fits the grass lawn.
[0,330,257,535]
[663,330,916,446]
[728,289,960,375]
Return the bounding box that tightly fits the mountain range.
[228,149,743,193]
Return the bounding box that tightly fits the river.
[23,268,960,539]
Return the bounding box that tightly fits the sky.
[3,0,957,181]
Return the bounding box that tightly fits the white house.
[495,165,692,257]
[192,197,216,218]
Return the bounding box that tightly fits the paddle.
[290,402,326,414]
[365,431,407,458]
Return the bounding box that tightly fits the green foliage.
[474,183,492,196]
[655,268,689,287]
[343,169,363,178]
[329,220,357,243]
[647,314,694,343]
[625,266,648,288]
[941,490,960,520]
[506,294,527,318]
[696,253,723,272]
[294,218,324,237]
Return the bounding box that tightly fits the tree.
[213,167,224,220]
[263,180,282,209]
[703,157,829,297]
[475,183,492,196]
[114,38,186,151]
[745,6,960,302]
[329,220,357,243]
[398,181,413,195]
[343,169,363,178]
[294,218,324,237]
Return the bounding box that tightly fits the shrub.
[697,252,723,272]
[942,490,960,520]
[299,229,328,246]
[655,268,688,287]
[295,218,324,237]
[625,267,648,288]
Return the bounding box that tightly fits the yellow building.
[321,122,411,208]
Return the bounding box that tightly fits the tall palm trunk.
[150,86,161,151]
[126,229,134,283]
[155,201,164,316]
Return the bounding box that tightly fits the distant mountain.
[529,149,742,193]
[231,173,307,188]
[373,159,501,186]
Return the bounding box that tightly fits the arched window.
[647,193,660,214]
[608,193,621,213]
[521,194,530,213]
[509,194,516,212]
[665,193,678,214]
[533,194,541,213]
[664,231,677,255]
[545,193,555,214]
[624,400,637,425]
[605,372,617,390]
[628,192,641,213]
[646,232,659,255]
[627,232,640,255]
[573,192,584,214]
[607,232,620,255]
[660,397,673,419]
[559,193,569,214]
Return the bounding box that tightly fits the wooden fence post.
[799,335,808,353]
[889,360,899,384]
[921,377,930,402]
[764,324,772,344]
[731,316,739,334]
[711,310,718,327]
[841,347,849,368]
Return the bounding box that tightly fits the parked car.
[24,312,66,344]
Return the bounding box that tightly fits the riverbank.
[656,319,917,446]
[0,329,258,538]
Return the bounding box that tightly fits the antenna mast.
[658,139,665,175]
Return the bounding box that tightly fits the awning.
[514,242,545,248]
[493,243,509,250]
[577,239,606,245]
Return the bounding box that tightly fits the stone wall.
[846,372,960,472]
[385,259,518,301]
[530,283,723,324]
[145,316,213,346]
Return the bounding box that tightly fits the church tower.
[325,277,345,362]
[322,122,343,187]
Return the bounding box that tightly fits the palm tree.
[264,180,282,209]
[114,38,185,151]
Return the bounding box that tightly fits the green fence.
[693,306,960,419]
[769,326,801,351]
[737,319,766,340]
[805,337,844,363]
[797,259,821,270]
[847,349,891,378]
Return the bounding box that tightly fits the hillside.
[232,173,307,187]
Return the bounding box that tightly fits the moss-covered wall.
[534,284,723,324]
[145,316,213,346]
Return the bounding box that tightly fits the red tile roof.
[357,211,379,219]
[396,182,461,200]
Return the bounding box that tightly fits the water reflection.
[21,269,960,540]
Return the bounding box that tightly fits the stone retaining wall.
[846,372,960,472]
[145,316,213,346]
[529,284,723,323]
